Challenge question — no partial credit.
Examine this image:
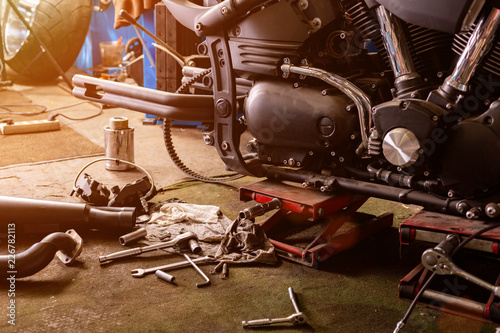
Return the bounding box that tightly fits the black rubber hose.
[0,231,80,278]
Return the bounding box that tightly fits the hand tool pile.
[94,198,311,329]
[100,230,218,288]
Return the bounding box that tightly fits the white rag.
[149,202,221,226]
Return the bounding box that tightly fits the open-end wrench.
[242,287,307,328]
[183,253,211,288]
[131,255,215,278]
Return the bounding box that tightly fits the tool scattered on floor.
[221,263,229,280]
[155,270,176,284]
[119,227,147,246]
[183,253,211,288]
[131,255,215,278]
[99,231,198,264]
[242,287,307,328]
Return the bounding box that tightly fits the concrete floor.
[0,74,498,332]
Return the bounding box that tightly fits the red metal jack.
[240,180,394,267]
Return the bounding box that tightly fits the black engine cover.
[440,100,500,197]
[372,98,447,169]
[245,80,358,164]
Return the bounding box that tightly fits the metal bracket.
[55,229,83,265]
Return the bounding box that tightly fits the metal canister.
[104,116,134,170]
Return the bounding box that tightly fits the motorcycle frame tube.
[446,8,500,92]
[263,165,471,217]
[72,74,214,122]
[375,5,418,86]
[281,63,371,149]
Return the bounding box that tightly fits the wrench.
[422,247,500,297]
[131,255,214,278]
[242,312,307,327]
[242,287,307,328]
[183,253,211,288]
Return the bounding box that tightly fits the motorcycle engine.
[372,99,447,172]
[244,79,359,168]
[439,100,500,197]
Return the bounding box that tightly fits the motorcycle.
[73,0,500,221]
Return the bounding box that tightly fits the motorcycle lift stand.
[239,180,394,268]
[399,211,500,324]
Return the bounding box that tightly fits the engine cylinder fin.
[406,24,454,78]
[344,1,389,68]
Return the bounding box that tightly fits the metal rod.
[119,9,185,67]
[288,287,301,314]
[183,253,211,287]
[281,63,371,149]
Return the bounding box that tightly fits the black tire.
[2,0,92,81]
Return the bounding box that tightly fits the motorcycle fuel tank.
[374,0,476,33]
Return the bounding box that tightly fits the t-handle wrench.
[242,287,307,328]
[183,253,211,288]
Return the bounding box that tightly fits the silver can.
[104,116,134,170]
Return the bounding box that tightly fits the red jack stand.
[240,180,394,267]
[399,211,500,324]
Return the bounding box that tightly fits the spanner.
[422,237,500,297]
[131,255,214,278]
[242,287,307,328]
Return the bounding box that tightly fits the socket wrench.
[131,255,215,278]
[242,287,307,328]
[99,231,197,264]
[422,246,500,297]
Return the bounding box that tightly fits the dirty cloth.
[112,0,160,29]
[144,199,276,266]
[150,202,222,225]
[146,199,231,244]
[214,217,277,268]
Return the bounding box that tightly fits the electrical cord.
[47,101,104,121]
[0,101,103,120]
[0,103,47,115]
[394,222,500,332]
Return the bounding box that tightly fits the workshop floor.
[0,73,498,333]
